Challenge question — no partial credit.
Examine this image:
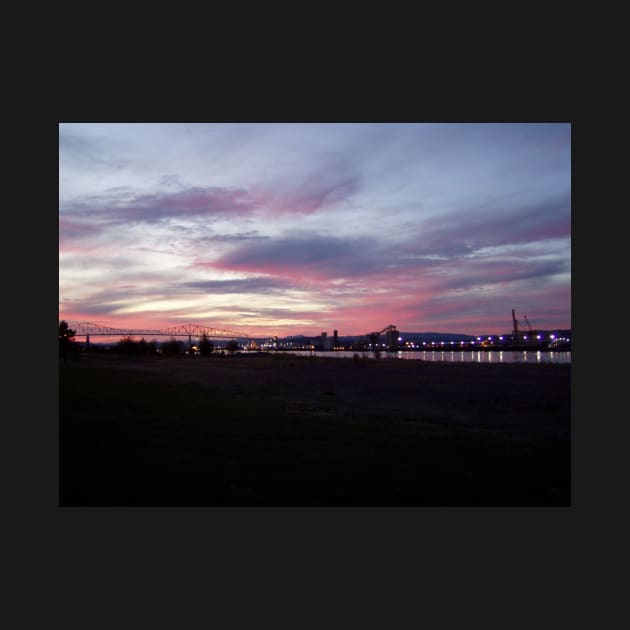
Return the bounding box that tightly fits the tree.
[59,320,77,360]
[117,336,137,355]
[161,337,184,357]
[115,337,157,356]
[137,338,149,355]
[199,333,214,356]
[225,339,239,355]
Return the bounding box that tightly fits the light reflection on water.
[281,350,571,364]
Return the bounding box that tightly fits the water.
[277,350,572,364]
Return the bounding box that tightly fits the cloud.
[207,235,389,279]
[60,300,130,318]
[208,305,330,320]
[398,282,572,333]
[61,185,261,228]
[197,232,268,243]
[254,164,361,215]
[157,174,184,188]
[59,217,96,241]
[431,257,570,292]
[408,193,571,258]
[181,277,295,294]
[59,130,129,169]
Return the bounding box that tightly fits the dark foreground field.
[60,353,571,506]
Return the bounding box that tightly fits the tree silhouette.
[199,333,214,356]
[59,320,76,360]
[115,336,158,356]
[225,339,239,355]
[161,337,184,356]
[117,336,137,355]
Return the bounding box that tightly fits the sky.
[59,123,571,338]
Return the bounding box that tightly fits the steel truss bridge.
[67,322,250,340]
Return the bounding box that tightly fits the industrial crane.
[523,314,543,345]
[512,309,519,335]
[512,310,539,345]
[376,324,398,335]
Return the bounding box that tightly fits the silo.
[321,331,330,350]
[386,328,399,349]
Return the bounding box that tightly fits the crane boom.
[523,315,533,332]
[378,324,397,334]
[512,309,519,335]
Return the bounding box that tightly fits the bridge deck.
[66,322,249,339]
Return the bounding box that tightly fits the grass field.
[59,353,571,506]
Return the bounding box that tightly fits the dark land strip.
[60,354,571,506]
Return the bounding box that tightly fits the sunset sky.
[59,123,571,337]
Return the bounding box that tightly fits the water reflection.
[283,350,571,364]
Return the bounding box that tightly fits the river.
[276,349,571,364]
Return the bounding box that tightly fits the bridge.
[65,321,250,341]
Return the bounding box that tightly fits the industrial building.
[321,331,332,351]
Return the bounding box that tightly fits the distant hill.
[279,332,479,343]
[399,332,477,342]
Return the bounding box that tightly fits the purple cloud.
[61,186,261,227]
[209,235,390,279]
[408,194,570,258]
[255,165,360,215]
[182,277,296,293]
